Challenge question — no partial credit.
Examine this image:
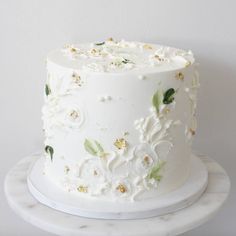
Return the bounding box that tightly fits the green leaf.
[163,88,175,104]
[148,161,166,182]
[152,90,163,113]
[84,139,106,157]
[45,84,51,96]
[95,42,105,46]
[84,139,97,156]
[95,140,106,158]
[45,145,54,161]
[122,58,133,64]
[94,140,104,153]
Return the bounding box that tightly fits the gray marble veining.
[4,154,230,236]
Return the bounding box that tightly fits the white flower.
[110,57,124,68]
[74,158,110,196]
[112,178,132,198]
[42,100,85,135]
[46,70,84,97]
[80,159,104,180]
[82,63,105,72]
[108,56,135,71]
[63,105,84,129]
[118,39,138,48]
[149,47,171,66]
[133,143,158,175]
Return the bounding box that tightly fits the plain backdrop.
[0,0,235,235]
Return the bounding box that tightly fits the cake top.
[47,38,194,74]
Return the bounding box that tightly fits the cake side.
[42,40,199,201]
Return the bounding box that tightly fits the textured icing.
[48,39,194,73]
[43,39,199,202]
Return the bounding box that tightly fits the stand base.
[4,154,230,236]
[27,154,208,219]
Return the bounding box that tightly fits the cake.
[42,38,199,202]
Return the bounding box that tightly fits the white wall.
[0,0,235,235]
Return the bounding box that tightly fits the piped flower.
[133,143,158,175]
[113,179,132,198]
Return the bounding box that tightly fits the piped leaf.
[94,140,104,153]
[84,139,97,156]
[122,58,133,64]
[152,90,163,113]
[84,139,106,157]
[148,160,166,182]
[45,84,51,96]
[95,42,105,46]
[163,88,175,104]
[45,145,54,161]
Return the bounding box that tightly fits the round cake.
[42,38,199,202]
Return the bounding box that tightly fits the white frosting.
[48,39,194,74]
[97,95,112,102]
[43,39,199,202]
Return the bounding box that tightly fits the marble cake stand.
[4,153,230,236]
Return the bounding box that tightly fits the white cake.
[43,39,199,202]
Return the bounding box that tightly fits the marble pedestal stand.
[4,154,230,236]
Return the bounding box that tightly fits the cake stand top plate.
[27,154,208,219]
[4,154,230,236]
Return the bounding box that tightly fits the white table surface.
[4,154,230,236]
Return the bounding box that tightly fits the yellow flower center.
[116,184,127,193]
[77,185,88,193]
[143,155,150,165]
[114,138,128,150]
[70,110,79,120]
